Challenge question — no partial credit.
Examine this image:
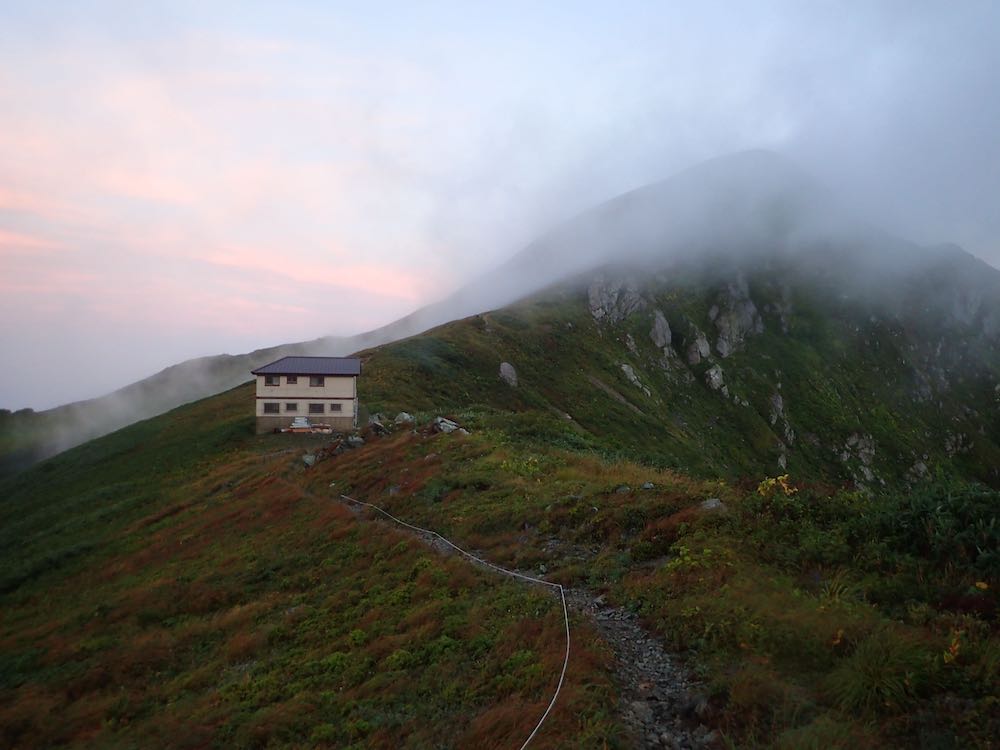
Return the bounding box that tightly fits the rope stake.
[338,494,570,750]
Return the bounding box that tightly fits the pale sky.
[2,1,999,409]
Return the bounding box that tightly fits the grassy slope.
[358,271,1000,487]
[306,425,999,749]
[0,387,620,749]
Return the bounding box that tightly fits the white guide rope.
[338,494,570,750]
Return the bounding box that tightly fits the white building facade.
[251,356,360,433]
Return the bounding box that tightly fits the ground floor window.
[263,402,280,414]
[285,403,298,412]
[330,403,343,412]
[308,403,325,415]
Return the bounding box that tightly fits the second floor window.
[264,375,279,386]
[286,376,297,384]
[309,376,325,387]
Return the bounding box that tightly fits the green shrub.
[862,482,1000,578]
[826,629,933,714]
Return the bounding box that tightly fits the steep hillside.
[357,248,1000,489]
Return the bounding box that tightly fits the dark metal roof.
[251,356,361,376]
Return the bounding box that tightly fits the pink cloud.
[199,244,431,302]
[0,228,66,254]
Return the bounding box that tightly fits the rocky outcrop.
[499,361,518,387]
[621,364,652,397]
[650,310,672,350]
[713,274,763,357]
[589,275,646,324]
[945,432,974,457]
[626,333,639,356]
[432,416,460,434]
[685,327,711,366]
[768,392,795,445]
[704,364,726,395]
[839,432,880,486]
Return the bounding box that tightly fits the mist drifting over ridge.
[3,2,1000,411]
[4,147,1000,477]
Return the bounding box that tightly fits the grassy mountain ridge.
[356,248,1000,489]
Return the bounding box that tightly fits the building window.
[308,403,325,415]
[330,403,343,412]
[286,376,297,384]
[285,403,298,412]
[264,375,279,386]
[263,402,280,414]
[309,376,325,387]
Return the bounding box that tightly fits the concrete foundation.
[255,415,356,434]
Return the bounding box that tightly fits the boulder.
[433,416,460,434]
[704,364,725,391]
[346,435,365,449]
[699,497,727,513]
[302,454,316,467]
[686,328,711,365]
[650,309,672,350]
[393,411,414,425]
[499,361,518,387]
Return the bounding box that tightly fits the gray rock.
[768,393,784,425]
[393,411,414,424]
[615,484,632,494]
[704,364,725,391]
[641,481,655,490]
[699,498,727,513]
[650,309,672,350]
[455,427,470,436]
[433,416,459,434]
[588,275,647,323]
[625,333,639,355]
[302,454,316,467]
[686,328,711,365]
[620,363,651,396]
[346,435,365,448]
[713,273,763,357]
[499,361,518,387]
